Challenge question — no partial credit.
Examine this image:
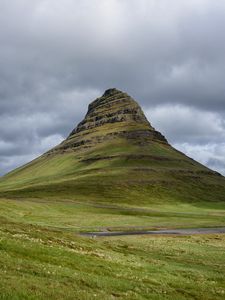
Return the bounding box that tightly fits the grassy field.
[0,198,225,232]
[0,197,225,299]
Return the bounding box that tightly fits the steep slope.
[0,88,225,205]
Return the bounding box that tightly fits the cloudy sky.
[0,0,225,176]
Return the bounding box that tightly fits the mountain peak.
[102,88,121,97]
[48,89,168,154]
[87,88,130,113]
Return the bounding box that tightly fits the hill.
[0,88,225,205]
[1,88,225,300]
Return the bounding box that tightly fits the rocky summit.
[0,88,225,204]
[48,88,167,154]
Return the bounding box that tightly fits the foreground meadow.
[0,198,225,299]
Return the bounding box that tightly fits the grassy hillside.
[0,137,225,205]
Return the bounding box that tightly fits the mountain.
[0,88,225,205]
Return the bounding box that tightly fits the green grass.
[0,210,225,300]
[0,198,225,232]
[1,137,224,206]
[0,177,225,300]
[0,196,225,299]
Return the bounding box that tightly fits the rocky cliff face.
[70,88,151,134]
[48,88,168,154]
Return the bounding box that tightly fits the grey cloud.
[147,104,225,175]
[147,105,225,144]
[1,0,225,109]
[0,154,38,176]
[207,158,225,175]
[0,133,63,175]
[174,142,225,175]
[0,0,225,175]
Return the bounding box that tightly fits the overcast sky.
[0,0,225,176]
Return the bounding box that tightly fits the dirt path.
[81,227,225,237]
